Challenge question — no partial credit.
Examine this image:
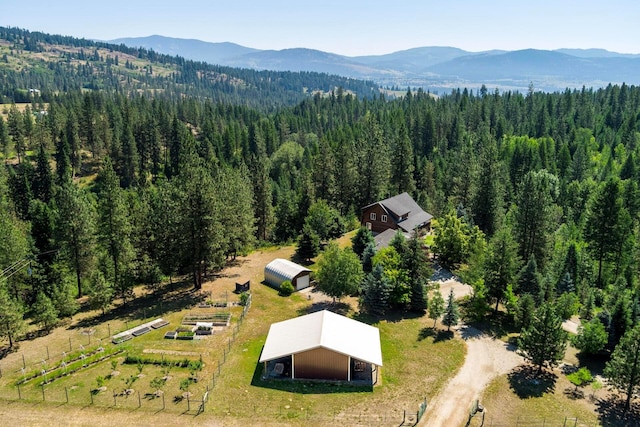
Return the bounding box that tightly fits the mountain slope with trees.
[1,26,640,413]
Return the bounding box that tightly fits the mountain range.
[111,35,640,93]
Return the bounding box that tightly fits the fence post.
[46,346,50,360]
[65,386,69,403]
[113,392,117,406]
[22,354,26,369]
[162,392,165,410]
[90,390,93,405]
[69,337,72,352]
[17,383,21,399]
[138,390,141,408]
[41,384,45,401]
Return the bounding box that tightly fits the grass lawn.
[0,243,465,426]
[474,371,602,427]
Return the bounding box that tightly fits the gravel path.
[421,325,523,426]
[421,265,524,427]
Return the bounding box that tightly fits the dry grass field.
[0,243,466,426]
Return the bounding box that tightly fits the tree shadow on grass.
[250,360,373,394]
[507,365,557,398]
[596,395,640,427]
[417,327,454,343]
[70,279,205,330]
[297,300,352,316]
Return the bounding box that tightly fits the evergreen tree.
[513,170,558,266]
[361,242,376,273]
[0,282,25,348]
[360,264,392,315]
[472,139,503,236]
[96,157,134,299]
[604,324,640,414]
[584,178,627,287]
[32,292,58,333]
[33,144,53,203]
[442,289,460,331]
[55,182,96,297]
[250,154,274,241]
[484,226,520,312]
[88,271,114,315]
[390,124,415,195]
[517,302,568,374]
[405,233,429,313]
[516,257,542,298]
[351,226,375,259]
[296,224,320,262]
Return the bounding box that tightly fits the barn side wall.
[294,347,348,380]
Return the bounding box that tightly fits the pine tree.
[33,144,53,203]
[0,282,25,348]
[32,292,58,333]
[517,302,568,374]
[604,325,640,414]
[484,226,520,312]
[442,289,460,331]
[96,157,134,299]
[88,271,114,315]
[584,177,627,287]
[55,182,96,297]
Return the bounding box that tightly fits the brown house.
[361,192,433,235]
[259,310,382,384]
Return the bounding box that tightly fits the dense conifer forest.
[2,28,640,398]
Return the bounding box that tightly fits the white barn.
[264,258,312,291]
[259,310,382,384]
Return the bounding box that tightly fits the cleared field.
[0,244,465,426]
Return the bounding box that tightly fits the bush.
[239,291,250,306]
[279,280,295,296]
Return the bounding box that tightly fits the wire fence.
[0,293,430,425]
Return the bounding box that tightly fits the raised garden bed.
[176,331,195,340]
[112,334,133,344]
[151,320,170,329]
[164,331,177,339]
[132,326,151,336]
[182,312,231,326]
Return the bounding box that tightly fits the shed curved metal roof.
[259,310,383,366]
[264,258,311,281]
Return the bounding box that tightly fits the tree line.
[1,56,640,409]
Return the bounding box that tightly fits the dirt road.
[421,325,523,426]
[422,266,524,427]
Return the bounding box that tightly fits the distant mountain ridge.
[111,36,640,92]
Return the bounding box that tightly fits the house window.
[370,212,376,220]
[381,214,388,223]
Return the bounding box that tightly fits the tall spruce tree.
[517,302,568,374]
[442,289,460,331]
[360,264,392,315]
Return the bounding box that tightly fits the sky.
[2,0,640,56]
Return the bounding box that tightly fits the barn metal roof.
[265,258,311,281]
[259,310,383,366]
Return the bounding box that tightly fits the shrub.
[279,280,295,296]
[239,291,250,306]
